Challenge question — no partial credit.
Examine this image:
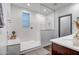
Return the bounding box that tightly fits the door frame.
[58,14,72,37]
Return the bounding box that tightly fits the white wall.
[8,4,46,43]
[0,3,8,55]
[54,4,79,37]
[45,13,55,30]
[35,14,46,30]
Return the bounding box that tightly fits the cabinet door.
[52,43,79,55]
[7,44,20,55]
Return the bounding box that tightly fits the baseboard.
[41,43,51,47]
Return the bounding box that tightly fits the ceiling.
[41,3,72,10]
[12,3,73,16]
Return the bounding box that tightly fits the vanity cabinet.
[7,38,20,55]
[7,44,20,55]
[52,43,79,55]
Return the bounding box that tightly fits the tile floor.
[22,45,51,55]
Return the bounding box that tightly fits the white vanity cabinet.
[7,38,20,55]
[7,44,20,55]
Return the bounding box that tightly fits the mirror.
[58,14,72,37]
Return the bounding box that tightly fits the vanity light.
[27,3,30,6]
[44,9,47,12]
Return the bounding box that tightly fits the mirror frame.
[58,14,72,37]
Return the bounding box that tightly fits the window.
[22,12,30,30]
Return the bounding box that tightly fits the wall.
[45,13,55,29]
[8,4,46,43]
[55,4,79,37]
[8,4,79,45]
[0,3,8,55]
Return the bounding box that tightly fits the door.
[59,14,72,37]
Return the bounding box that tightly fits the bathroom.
[0,3,79,55]
[0,3,57,55]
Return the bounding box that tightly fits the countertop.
[50,34,79,52]
[8,38,20,45]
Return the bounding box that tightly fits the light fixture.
[27,3,30,6]
[44,9,47,12]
